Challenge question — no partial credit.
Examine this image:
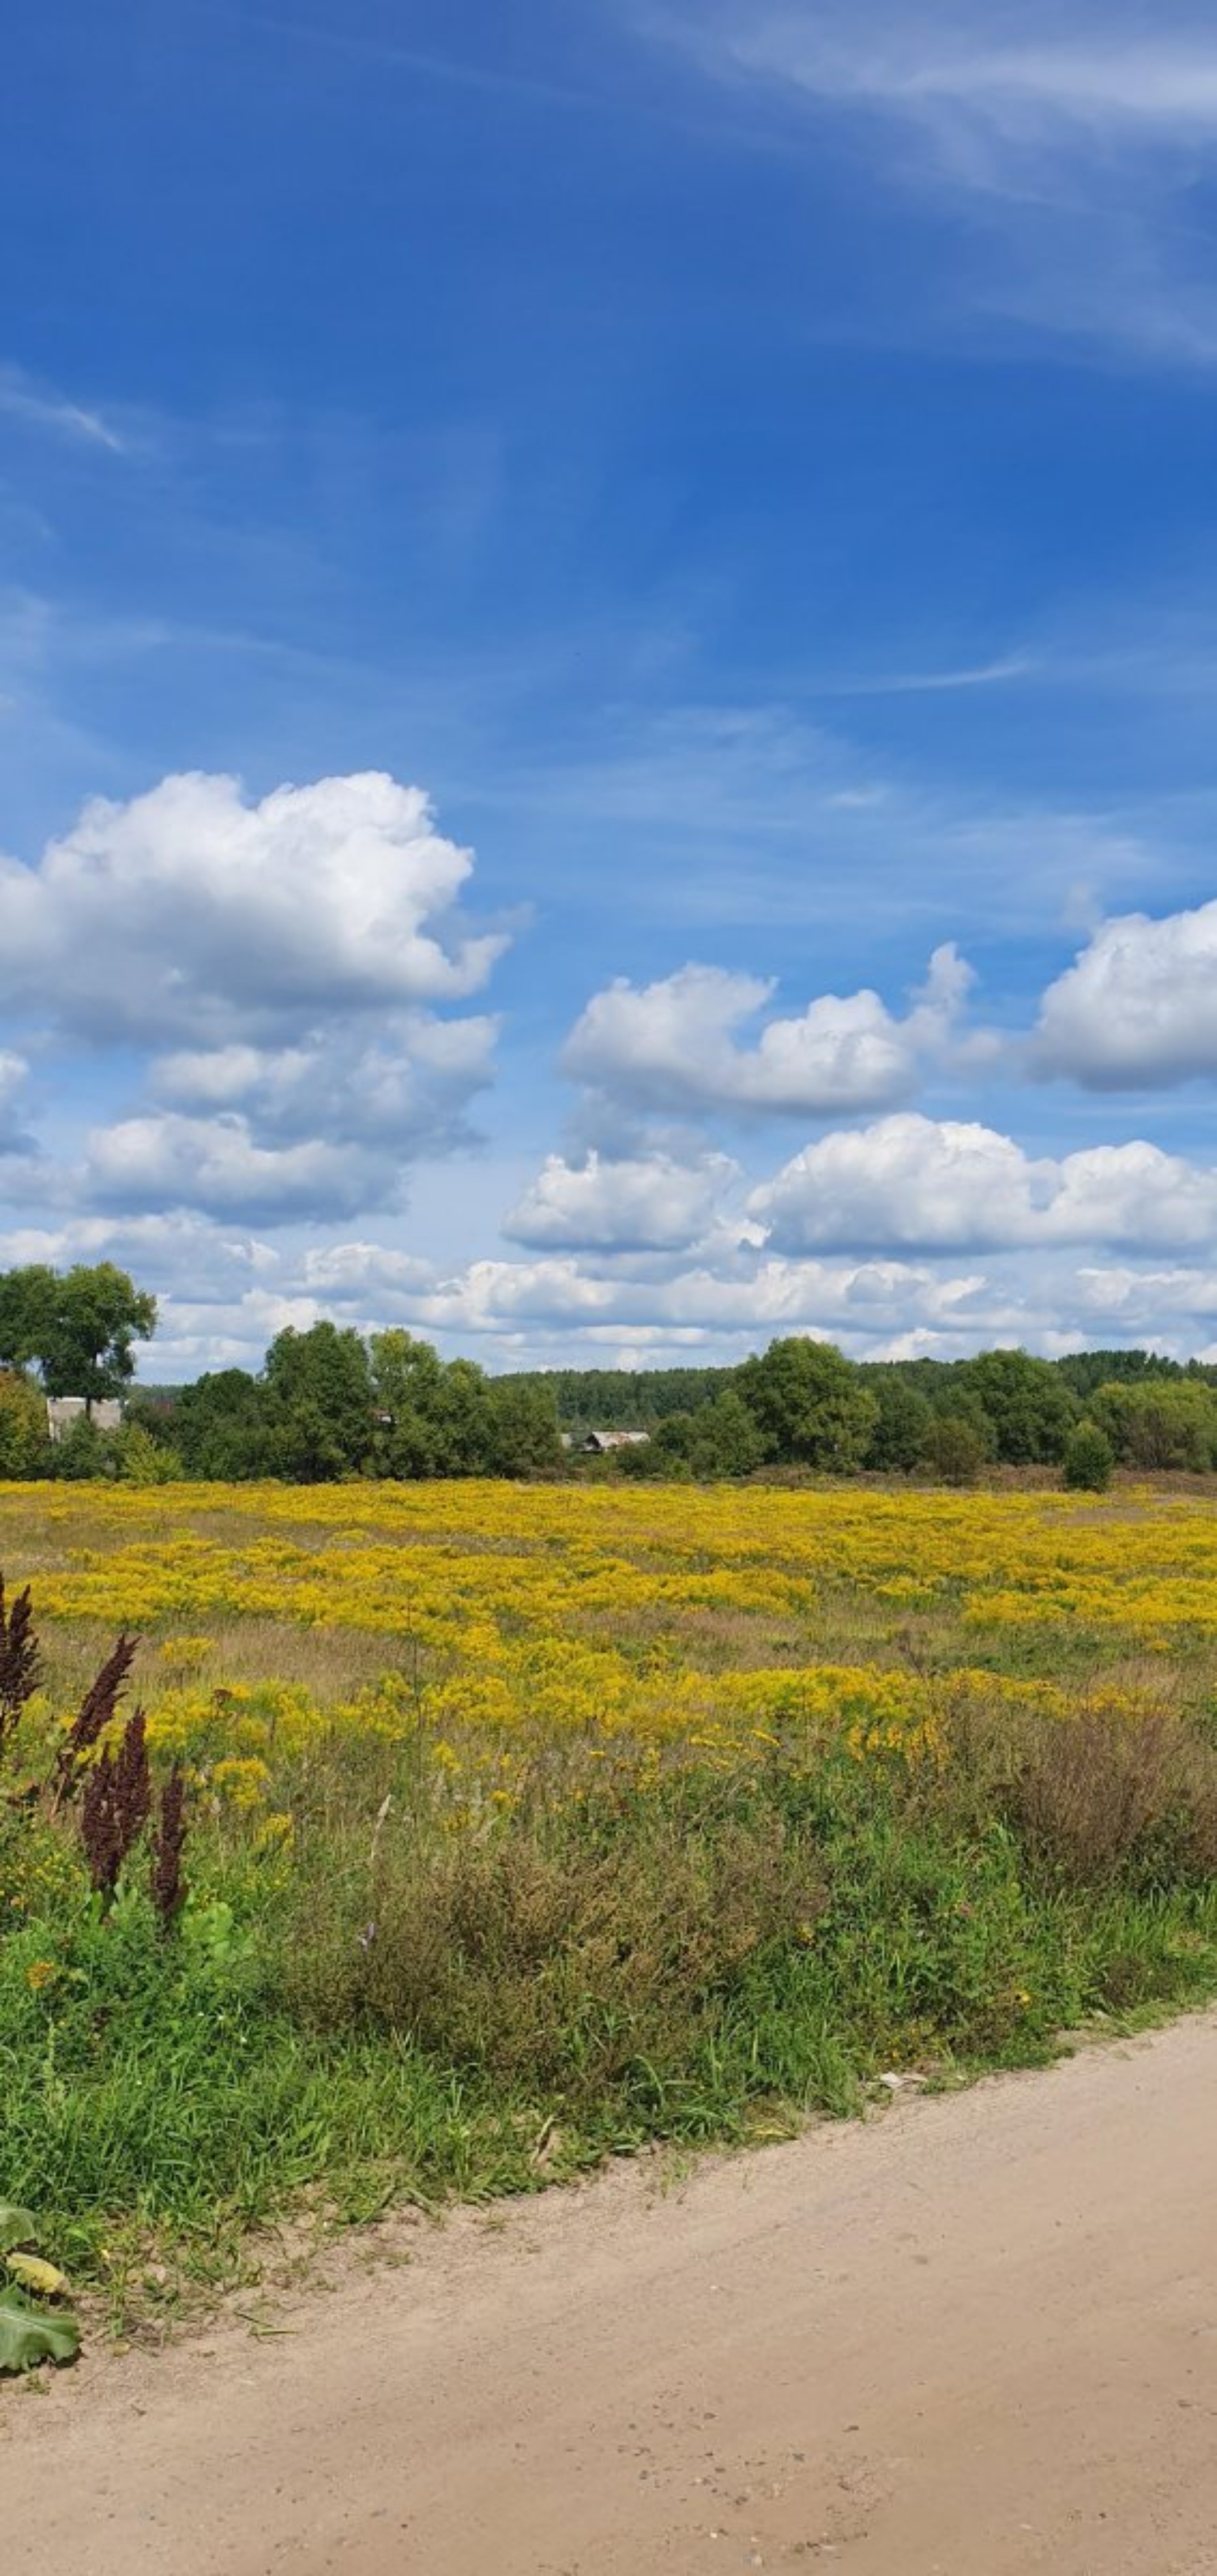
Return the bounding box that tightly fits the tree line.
[0,1265,562,1483]
[608,1341,1217,1490]
[3,1259,1217,1488]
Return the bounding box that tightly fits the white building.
[46,1396,123,1442]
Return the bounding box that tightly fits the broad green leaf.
[0,2288,80,2373]
[6,2251,69,2296]
[0,2204,37,2255]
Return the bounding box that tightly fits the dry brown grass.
[282,1776,822,2095]
[925,1687,1217,1890]
[1001,1707,1217,1888]
[29,1614,399,1712]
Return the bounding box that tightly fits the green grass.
[4,1726,1217,2329]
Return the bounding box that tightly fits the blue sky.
[4,0,1217,1373]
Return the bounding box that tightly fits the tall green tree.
[654,1390,767,1480]
[1055,1348,1186,1399]
[737,1337,879,1472]
[172,1369,284,1480]
[0,1263,157,1406]
[263,1323,375,1479]
[368,1330,448,1477]
[0,1266,55,1372]
[428,1357,496,1477]
[1062,1420,1115,1492]
[485,1376,563,1477]
[920,1413,989,1486]
[863,1371,936,1472]
[958,1349,1079,1465]
[369,1334,562,1480]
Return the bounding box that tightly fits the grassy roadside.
[5,1700,1217,2334]
[6,1475,1217,2343]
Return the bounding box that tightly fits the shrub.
[0,1373,51,1479]
[1091,1378,1217,1473]
[49,1416,114,1481]
[116,1421,183,1485]
[1062,1420,1115,1492]
[282,1774,823,2097]
[920,1414,989,1486]
[998,1707,1217,1889]
[653,1392,767,1480]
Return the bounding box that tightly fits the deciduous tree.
[0,1263,156,1407]
[737,1338,879,1473]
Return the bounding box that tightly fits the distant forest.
[515,1347,1217,1430]
[508,1366,737,1431]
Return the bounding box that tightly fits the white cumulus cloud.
[80,1113,396,1226]
[301,1242,438,1300]
[0,770,508,1046]
[750,1115,1217,1254]
[562,945,971,1118]
[751,1114,1038,1252]
[504,1149,737,1252]
[1034,896,1217,1086]
[151,1013,498,1155]
[0,771,509,1227]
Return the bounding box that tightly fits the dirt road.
[5,2016,1217,2575]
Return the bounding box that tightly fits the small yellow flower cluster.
[210,1757,273,1809]
[158,1634,215,1669]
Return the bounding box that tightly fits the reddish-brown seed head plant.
[112,1704,151,1844]
[49,1631,139,1815]
[79,1707,153,1905]
[0,1575,41,1759]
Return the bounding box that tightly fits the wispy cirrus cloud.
[0,366,127,453]
[818,654,1037,697]
[647,3,1217,361]
[687,8,1217,150]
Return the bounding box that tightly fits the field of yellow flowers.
[3,1474,1217,2319]
[10,1475,1217,1783]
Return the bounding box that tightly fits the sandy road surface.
[4,2016,1217,2575]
